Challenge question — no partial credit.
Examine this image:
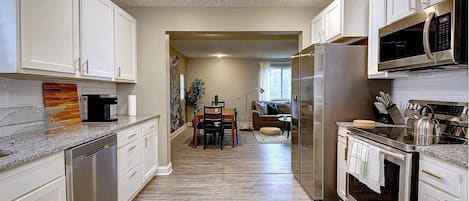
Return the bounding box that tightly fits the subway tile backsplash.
[392,71,468,110]
[0,77,116,109]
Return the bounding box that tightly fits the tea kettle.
[413,105,441,136]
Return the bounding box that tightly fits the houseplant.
[186,78,206,113]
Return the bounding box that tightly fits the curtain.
[259,61,271,101]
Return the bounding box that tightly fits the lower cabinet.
[117,119,158,201]
[418,154,468,201]
[336,125,349,201]
[16,177,66,201]
[0,152,65,201]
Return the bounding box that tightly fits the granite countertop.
[0,114,159,172]
[416,145,468,168]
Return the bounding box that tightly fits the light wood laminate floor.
[133,128,312,201]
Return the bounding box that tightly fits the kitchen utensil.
[43,83,81,125]
[413,105,441,136]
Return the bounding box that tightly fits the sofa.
[251,101,291,130]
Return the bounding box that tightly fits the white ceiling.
[112,0,331,8]
[171,39,298,59]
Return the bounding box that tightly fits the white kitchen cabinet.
[418,154,468,201]
[15,177,66,201]
[0,152,65,201]
[117,119,158,201]
[319,0,368,43]
[80,0,115,79]
[368,0,411,79]
[114,6,137,83]
[142,130,157,183]
[419,181,459,201]
[420,0,443,8]
[336,126,348,201]
[311,12,325,44]
[20,0,79,75]
[386,0,420,25]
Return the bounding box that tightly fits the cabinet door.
[311,13,325,44]
[142,133,157,182]
[368,0,388,78]
[324,0,341,41]
[114,7,137,82]
[418,181,459,201]
[16,176,66,201]
[337,136,347,200]
[386,0,419,24]
[80,0,114,79]
[20,0,79,74]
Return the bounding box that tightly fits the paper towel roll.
[128,95,137,116]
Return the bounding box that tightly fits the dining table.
[192,108,236,148]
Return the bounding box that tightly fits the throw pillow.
[267,103,279,115]
[255,102,268,115]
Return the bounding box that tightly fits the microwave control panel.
[436,14,451,51]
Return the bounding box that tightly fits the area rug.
[253,131,291,144]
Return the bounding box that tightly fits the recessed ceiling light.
[213,53,228,58]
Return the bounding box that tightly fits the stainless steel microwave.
[378,0,467,71]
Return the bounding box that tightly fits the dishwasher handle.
[85,144,112,158]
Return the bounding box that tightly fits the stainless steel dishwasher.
[65,133,117,201]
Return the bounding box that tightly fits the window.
[180,74,185,100]
[269,67,291,100]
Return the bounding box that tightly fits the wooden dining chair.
[211,100,225,108]
[223,108,239,145]
[202,106,224,150]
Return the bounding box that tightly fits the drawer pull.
[422,169,443,180]
[128,133,137,139]
[149,125,156,130]
[128,145,137,151]
[129,171,137,178]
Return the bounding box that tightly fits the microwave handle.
[423,12,436,60]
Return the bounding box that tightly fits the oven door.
[347,135,417,201]
[378,0,457,71]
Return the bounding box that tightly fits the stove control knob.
[407,103,413,109]
[413,103,420,110]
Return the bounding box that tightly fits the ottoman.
[259,127,282,135]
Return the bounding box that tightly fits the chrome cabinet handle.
[128,145,137,151]
[75,57,81,72]
[128,133,137,139]
[118,67,121,77]
[129,171,137,178]
[150,125,156,130]
[82,60,89,74]
[145,137,148,148]
[423,12,435,61]
[421,169,443,180]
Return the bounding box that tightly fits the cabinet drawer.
[118,139,141,177]
[0,152,64,201]
[118,164,142,201]
[141,120,157,136]
[418,181,458,201]
[117,126,141,147]
[419,157,462,197]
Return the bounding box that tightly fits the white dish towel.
[347,136,385,193]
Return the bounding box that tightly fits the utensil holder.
[387,104,405,125]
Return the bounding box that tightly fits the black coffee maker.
[80,94,118,122]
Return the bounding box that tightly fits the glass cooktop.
[349,126,467,152]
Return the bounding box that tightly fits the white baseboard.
[186,122,192,127]
[170,125,187,141]
[156,162,173,176]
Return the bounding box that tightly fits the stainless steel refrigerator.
[291,44,391,200]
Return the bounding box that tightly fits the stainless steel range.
[347,100,467,201]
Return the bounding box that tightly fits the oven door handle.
[423,11,436,61]
[380,148,406,161]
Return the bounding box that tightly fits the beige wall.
[117,7,320,167]
[186,58,262,121]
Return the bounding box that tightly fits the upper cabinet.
[20,0,79,75]
[386,0,420,24]
[310,0,368,44]
[420,0,444,8]
[0,0,137,82]
[114,6,137,83]
[80,0,115,79]
[311,12,325,44]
